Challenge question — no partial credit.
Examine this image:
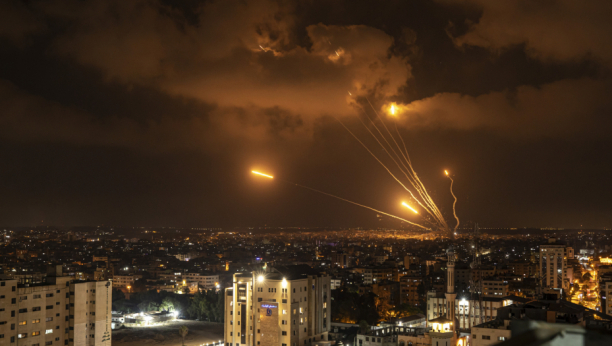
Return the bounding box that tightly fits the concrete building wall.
[427,293,508,330]
[603,281,612,317]
[69,281,111,346]
[111,276,138,288]
[400,277,422,305]
[540,245,565,289]
[0,279,110,346]
[224,272,331,346]
[481,279,508,297]
[471,326,510,346]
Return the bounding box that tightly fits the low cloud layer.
[444,0,612,66]
[0,79,311,152]
[396,78,612,138]
[1,0,610,145]
[32,0,409,117]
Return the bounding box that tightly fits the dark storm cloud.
[395,0,612,138]
[2,0,609,141]
[444,0,612,65]
[0,1,45,44]
[393,78,612,138]
[36,0,409,117]
[0,79,310,152]
[0,0,411,155]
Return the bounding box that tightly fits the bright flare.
[257,275,265,283]
[390,104,396,115]
[252,170,274,179]
[445,170,449,176]
[402,202,418,214]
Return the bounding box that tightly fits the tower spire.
[445,245,457,333]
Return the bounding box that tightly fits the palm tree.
[359,320,369,334]
[178,325,188,346]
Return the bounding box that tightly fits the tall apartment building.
[399,276,422,306]
[0,275,111,346]
[224,269,331,346]
[540,244,573,289]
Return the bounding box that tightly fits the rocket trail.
[446,171,460,235]
[401,202,418,214]
[333,116,425,207]
[250,170,430,230]
[355,99,450,233]
[357,105,439,220]
[350,110,433,217]
[284,180,431,230]
[252,170,274,179]
[366,99,448,229]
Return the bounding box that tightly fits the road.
[112,320,224,346]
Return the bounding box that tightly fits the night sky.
[1,0,611,229]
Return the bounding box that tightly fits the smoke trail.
[447,174,460,235]
[283,179,431,230]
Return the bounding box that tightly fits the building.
[471,319,511,346]
[0,275,112,346]
[111,275,141,288]
[481,278,508,297]
[373,255,388,264]
[400,276,422,306]
[372,267,399,283]
[92,256,108,263]
[455,266,471,287]
[427,291,523,329]
[602,279,612,317]
[183,273,220,291]
[69,280,113,346]
[356,247,460,346]
[352,267,399,285]
[329,279,341,290]
[508,262,536,278]
[332,254,349,268]
[540,244,572,290]
[471,299,612,346]
[495,320,612,346]
[224,267,332,346]
[352,268,373,285]
[403,255,420,268]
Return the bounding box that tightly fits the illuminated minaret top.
[446,246,456,294]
